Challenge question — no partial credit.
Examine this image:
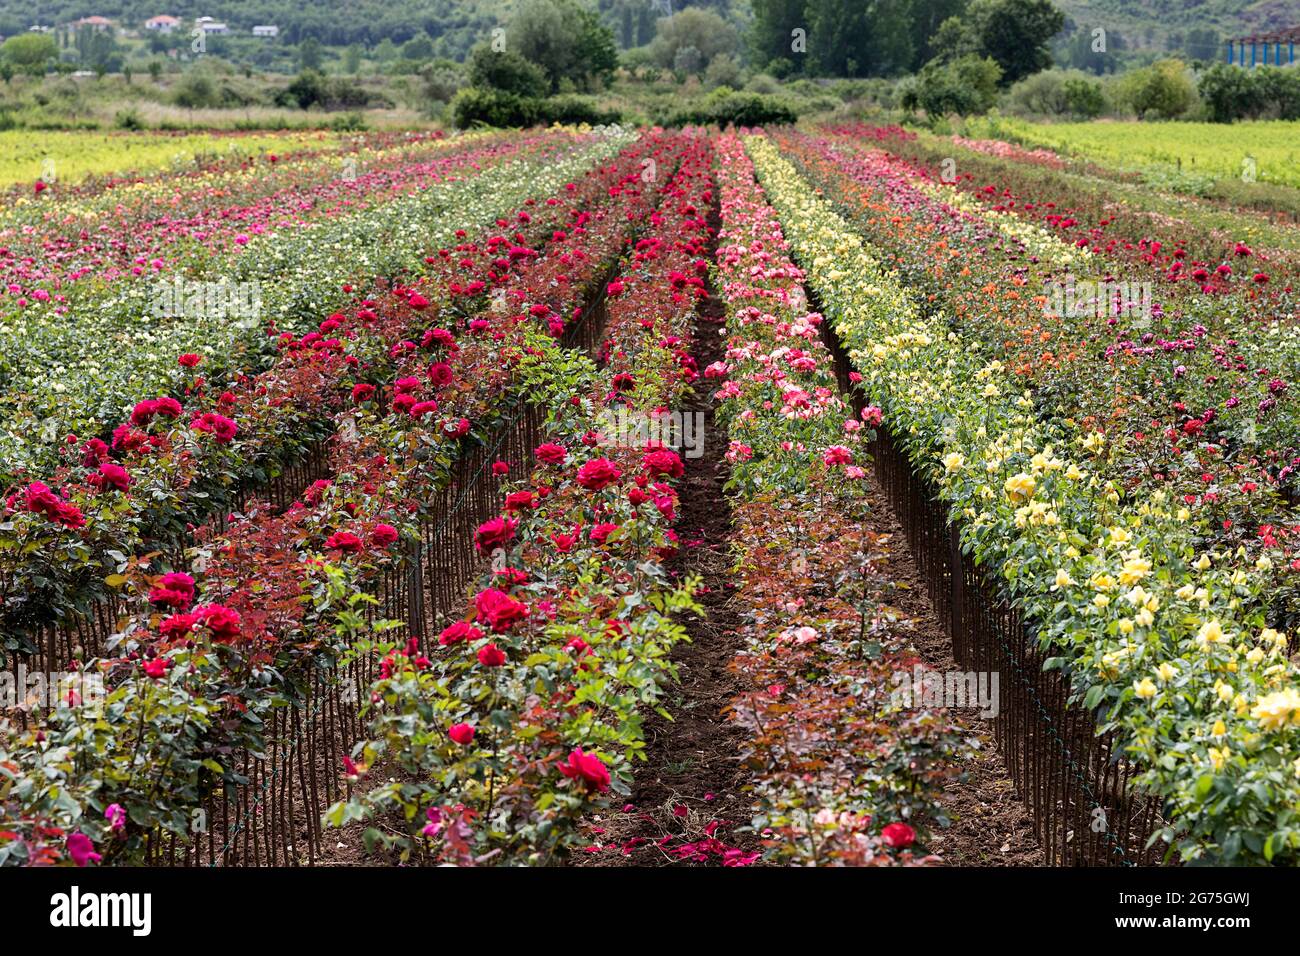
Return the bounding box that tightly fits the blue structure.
[1227,28,1300,67]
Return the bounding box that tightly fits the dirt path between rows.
[575,260,765,864]
[862,479,1043,865]
[580,215,1043,867]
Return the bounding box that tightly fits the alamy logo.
[50,886,152,936]
[1043,275,1152,325]
[595,407,704,459]
[891,666,1000,718]
[1,666,104,710]
[151,277,262,321]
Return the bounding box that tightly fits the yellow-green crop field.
[0,129,343,188]
[988,117,1300,189]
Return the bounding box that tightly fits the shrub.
[1198,63,1300,122]
[666,89,798,127]
[1062,77,1106,118]
[467,45,548,99]
[1118,58,1195,119]
[538,94,621,125]
[451,87,542,128]
[911,55,1002,118]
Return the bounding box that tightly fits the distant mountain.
[2,0,519,48]
[1053,0,1298,56]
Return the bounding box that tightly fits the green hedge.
[451,87,622,128]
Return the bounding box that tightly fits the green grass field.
[983,117,1300,189]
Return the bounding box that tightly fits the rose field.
[3,118,1300,880]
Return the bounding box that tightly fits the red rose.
[443,417,471,438]
[477,643,507,667]
[503,490,535,511]
[535,442,568,466]
[94,462,131,492]
[575,457,622,490]
[641,449,683,479]
[372,523,400,547]
[326,530,365,554]
[881,822,915,848]
[160,612,198,639]
[149,572,196,609]
[439,621,481,646]
[558,748,610,792]
[304,479,332,505]
[589,522,620,545]
[55,503,86,530]
[822,445,852,466]
[351,383,376,403]
[142,658,169,679]
[474,588,528,633]
[428,362,454,388]
[474,516,517,552]
[81,438,109,467]
[448,723,476,745]
[178,353,202,368]
[194,604,242,643]
[130,399,160,426]
[23,481,62,516]
[190,412,238,444]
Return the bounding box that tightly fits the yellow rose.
[1134,678,1157,699]
[1197,620,1224,646]
[1208,746,1230,772]
[1119,555,1151,585]
[1251,689,1300,731]
[1004,472,1036,502]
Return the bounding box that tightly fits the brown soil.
[575,269,763,865]
[863,482,1044,866]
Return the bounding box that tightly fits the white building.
[194,16,229,34]
[252,25,279,38]
[145,15,180,33]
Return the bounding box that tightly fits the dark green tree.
[968,0,1064,85]
[750,0,807,73]
[909,0,966,69]
[299,36,323,71]
[807,0,915,77]
[467,43,549,98]
[509,0,618,91]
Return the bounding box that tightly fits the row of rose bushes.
[0,130,679,866]
[1,131,455,296]
[0,130,569,478]
[833,124,1300,295]
[710,132,961,865]
[790,130,1300,616]
[323,131,718,865]
[748,131,1300,865]
[823,126,1300,517]
[0,132,635,670]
